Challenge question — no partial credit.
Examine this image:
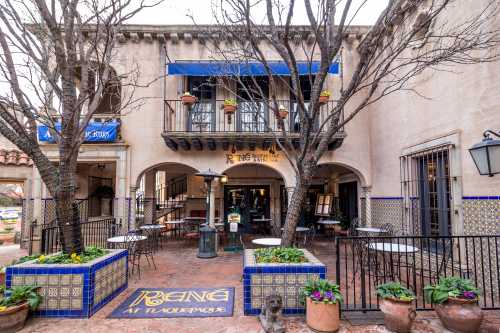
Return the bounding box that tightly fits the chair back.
[348,217,359,236]
[380,223,394,236]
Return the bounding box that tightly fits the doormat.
[108,287,235,318]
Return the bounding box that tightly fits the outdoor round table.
[317,220,340,225]
[251,237,281,247]
[140,224,166,231]
[107,235,147,249]
[356,227,384,235]
[281,226,310,232]
[368,242,419,281]
[164,220,185,239]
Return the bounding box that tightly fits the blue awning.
[167,61,339,76]
[38,121,119,143]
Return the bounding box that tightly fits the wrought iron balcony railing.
[163,99,343,134]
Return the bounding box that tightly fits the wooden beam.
[292,139,300,150]
[222,141,230,151]
[328,138,343,151]
[207,139,216,151]
[262,140,272,150]
[248,141,256,151]
[162,135,178,151]
[235,141,244,151]
[179,138,191,150]
[192,138,203,151]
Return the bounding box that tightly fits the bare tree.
[0,0,161,254]
[209,0,500,246]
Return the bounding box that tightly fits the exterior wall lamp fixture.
[469,130,500,177]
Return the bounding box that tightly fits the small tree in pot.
[424,277,483,333]
[376,282,416,333]
[302,279,343,332]
[0,285,42,332]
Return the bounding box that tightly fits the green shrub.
[424,276,480,304]
[254,247,307,264]
[37,246,108,264]
[376,282,415,301]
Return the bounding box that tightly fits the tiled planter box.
[243,249,326,315]
[5,249,128,317]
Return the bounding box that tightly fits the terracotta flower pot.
[435,297,483,333]
[277,110,289,119]
[306,297,340,332]
[0,270,5,285]
[319,95,329,104]
[379,298,416,333]
[0,302,30,333]
[223,104,236,114]
[181,95,197,106]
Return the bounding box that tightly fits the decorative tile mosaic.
[371,197,403,230]
[243,249,326,316]
[5,249,128,318]
[463,197,500,235]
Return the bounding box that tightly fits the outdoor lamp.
[220,174,228,183]
[195,169,223,258]
[469,130,500,177]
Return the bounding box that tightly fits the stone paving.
[1,242,500,332]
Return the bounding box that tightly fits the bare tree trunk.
[55,199,83,254]
[282,183,308,247]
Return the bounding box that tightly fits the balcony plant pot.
[435,297,483,333]
[306,297,340,332]
[277,109,289,119]
[0,302,30,333]
[180,94,197,106]
[223,104,236,114]
[319,95,329,105]
[379,297,416,333]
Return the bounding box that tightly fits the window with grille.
[400,145,452,236]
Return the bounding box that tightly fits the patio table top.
[107,235,147,243]
[356,227,384,233]
[317,220,340,225]
[368,242,419,253]
[140,224,166,230]
[251,238,281,246]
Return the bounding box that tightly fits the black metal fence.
[335,235,500,311]
[30,217,121,254]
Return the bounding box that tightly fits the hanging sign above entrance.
[225,152,279,165]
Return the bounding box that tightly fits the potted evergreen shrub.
[319,90,330,104]
[424,276,483,333]
[180,92,197,106]
[302,278,343,332]
[0,285,42,332]
[376,282,416,333]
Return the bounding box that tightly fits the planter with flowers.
[424,276,483,333]
[243,247,326,315]
[0,285,42,332]
[223,99,237,124]
[376,282,416,333]
[302,279,342,332]
[277,105,289,119]
[180,92,197,106]
[5,247,127,318]
[319,91,330,105]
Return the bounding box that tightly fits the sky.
[128,0,389,26]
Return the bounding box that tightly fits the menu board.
[315,194,333,216]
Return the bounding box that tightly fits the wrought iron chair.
[380,223,395,236]
[135,229,157,271]
[348,217,360,236]
[125,233,142,279]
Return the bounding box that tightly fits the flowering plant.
[182,92,193,96]
[320,90,331,97]
[424,276,480,304]
[223,99,237,106]
[301,278,343,304]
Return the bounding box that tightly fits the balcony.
[162,100,345,151]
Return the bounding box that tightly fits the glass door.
[224,185,270,233]
[237,77,268,132]
[187,76,216,132]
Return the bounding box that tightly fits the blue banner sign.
[108,287,235,318]
[38,121,119,143]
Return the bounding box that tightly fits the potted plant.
[277,105,289,119]
[376,282,416,333]
[302,278,343,332]
[424,276,483,333]
[180,92,197,106]
[319,90,330,104]
[0,285,42,332]
[223,99,237,124]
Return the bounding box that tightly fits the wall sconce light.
[220,174,228,183]
[469,130,500,177]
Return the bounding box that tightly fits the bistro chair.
[380,223,394,236]
[125,233,142,279]
[348,217,359,236]
[135,230,157,271]
[302,225,317,249]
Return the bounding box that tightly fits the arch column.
[361,186,372,226]
[129,185,138,231]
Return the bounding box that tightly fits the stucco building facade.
[13,7,500,245]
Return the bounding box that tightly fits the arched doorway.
[221,164,286,235]
[135,163,199,226]
[314,163,367,227]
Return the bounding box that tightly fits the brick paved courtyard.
[1,242,500,333]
